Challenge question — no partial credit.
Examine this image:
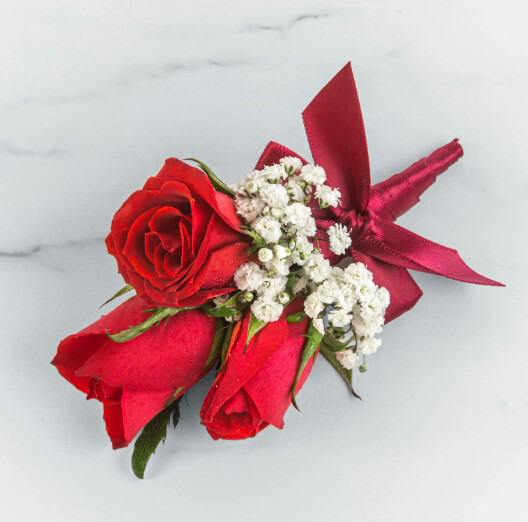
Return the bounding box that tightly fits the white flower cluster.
[233,157,343,323]
[232,157,389,372]
[301,262,390,370]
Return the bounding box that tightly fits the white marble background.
[1,1,526,521]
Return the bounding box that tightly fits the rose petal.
[196,241,251,290]
[149,207,185,253]
[122,207,161,278]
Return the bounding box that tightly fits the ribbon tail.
[302,62,371,211]
[355,217,504,286]
[369,140,464,221]
[350,249,423,322]
[254,141,307,170]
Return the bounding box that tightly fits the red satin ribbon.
[255,63,503,322]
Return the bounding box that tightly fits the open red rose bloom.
[105,158,251,308]
[52,63,502,478]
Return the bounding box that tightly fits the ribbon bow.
[255,63,502,322]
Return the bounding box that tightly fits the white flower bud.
[277,291,290,304]
[258,248,274,263]
[273,244,291,260]
[246,180,258,194]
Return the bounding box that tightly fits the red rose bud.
[106,158,250,308]
[200,300,315,440]
[52,296,217,449]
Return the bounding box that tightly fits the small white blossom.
[352,304,383,337]
[284,202,312,227]
[252,216,282,244]
[283,203,317,236]
[289,236,314,265]
[304,291,325,319]
[256,275,287,299]
[304,253,331,283]
[280,156,303,174]
[258,248,273,263]
[360,337,381,355]
[315,185,341,207]
[356,282,376,304]
[251,297,283,323]
[296,216,317,237]
[259,183,289,208]
[328,308,352,328]
[344,262,373,283]
[336,349,360,370]
[243,170,268,191]
[285,179,306,202]
[375,287,390,309]
[300,164,326,185]
[261,164,285,182]
[265,258,290,277]
[328,223,352,256]
[235,195,265,223]
[316,278,342,304]
[234,262,265,292]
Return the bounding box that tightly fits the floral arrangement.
[52,63,502,478]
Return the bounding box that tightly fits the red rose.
[52,296,217,448]
[106,158,250,308]
[200,301,315,440]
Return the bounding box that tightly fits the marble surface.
[1,1,526,521]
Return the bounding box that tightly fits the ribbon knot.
[339,208,371,241]
[255,63,503,322]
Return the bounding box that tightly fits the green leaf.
[171,399,182,429]
[164,386,184,409]
[241,229,269,249]
[203,303,238,318]
[185,158,235,198]
[219,322,235,371]
[286,311,307,323]
[131,399,181,479]
[319,344,362,400]
[100,284,134,308]
[203,292,250,318]
[322,330,350,351]
[204,319,226,369]
[106,306,197,343]
[290,321,323,411]
[244,312,266,354]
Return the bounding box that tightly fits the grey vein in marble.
[6,91,101,110]
[241,13,331,34]
[0,237,105,259]
[0,141,71,158]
